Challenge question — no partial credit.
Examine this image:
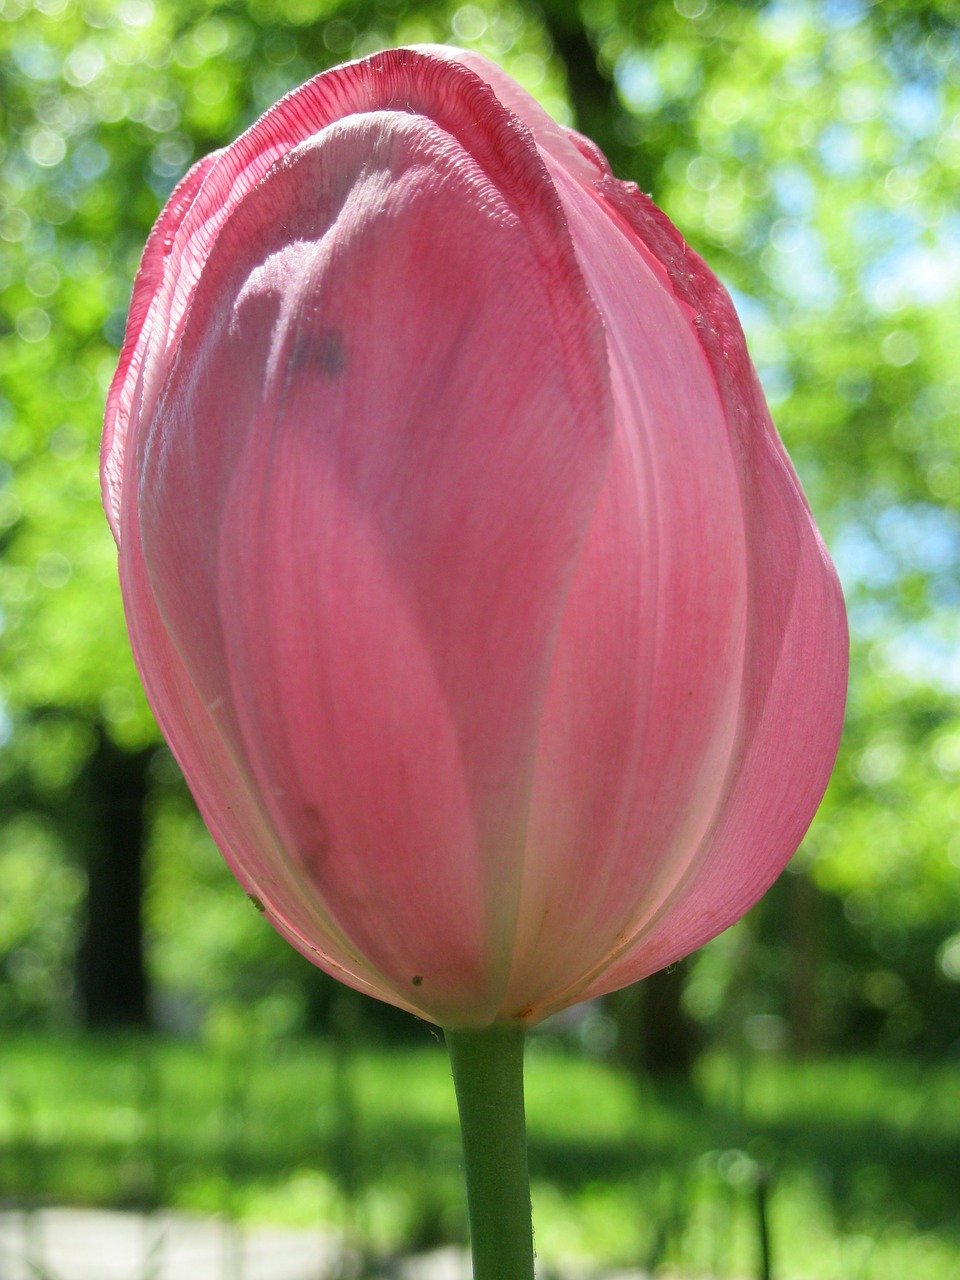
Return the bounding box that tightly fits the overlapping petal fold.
[108,49,614,1025]
[495,141,847,1017]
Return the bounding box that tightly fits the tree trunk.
[540,0,648,185]
[76,727,153,1029]
[612,960,700,1080]
[789,868,821,1057]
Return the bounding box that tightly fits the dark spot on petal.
[293,326,345,378]
[302,804,331,866]
[318,329,346,375]
[247,893,266,913]
[411,975,423,987]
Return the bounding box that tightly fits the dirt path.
[0,1209,653,1280]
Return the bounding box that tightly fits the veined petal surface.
[500,143,847,1018]
[110,50,613,1025]
[501,165,751,1018]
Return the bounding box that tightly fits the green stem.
[443,1023,534,1280]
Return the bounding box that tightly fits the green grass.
[2,1032,959,1278]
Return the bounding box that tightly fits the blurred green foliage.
[0,0,958,1055]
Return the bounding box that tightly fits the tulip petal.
[119,525,414,1011]
[413,44,608,187]
[507,168,847,1017]
[107,48,609,548]
[122,58,612,1025]
[101,150,220,543]
[574,184,847,1002]
[499,164,751,1017]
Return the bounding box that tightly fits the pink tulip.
[102,46,847,1030]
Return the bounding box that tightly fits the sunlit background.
[1,0,958,1276]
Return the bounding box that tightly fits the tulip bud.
[102,46,847,1030]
